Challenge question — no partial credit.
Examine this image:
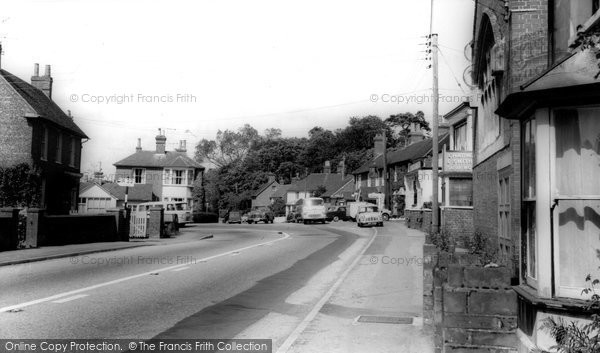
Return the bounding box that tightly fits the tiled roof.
[79,182,154,202]
[287,173,354,194]
[113,150,204,169]
[252,180,278,198]
[352,134,450,174]
[271,184,293,199]
[322,177,354,198]
[101,183,154,201]
[0,69,87,138]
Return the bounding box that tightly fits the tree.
[298,127,338,173]
[335,115,394,152]
[385,111,431,147]
[194,124,260,168]
[313,185,327,197]
[264,128,282,140]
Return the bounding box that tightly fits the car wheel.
[357,223,363,228]
[303,220,308,225]
[382,213,390,221]
[333,216,339,222]
[378,222,383,227]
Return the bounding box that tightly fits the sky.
[1,0,475,176]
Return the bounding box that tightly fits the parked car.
[133,201,192,226]
[247,207,274,224]
[293,197,327,224]
[223,210,242,224]
[326,205,348,222]
[356,205,383,227]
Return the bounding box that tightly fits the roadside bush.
[271,198,286,217]
[422,201,432,209]
[192,212,219,223]
[430,229,454,252]
[466,231,499,266]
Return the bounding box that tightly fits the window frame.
[55,130,63,164]
[521,116,538,288]
[40,125,48,161]
[133,168,146,184]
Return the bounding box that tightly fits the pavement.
[0,227,213,267]
[280,220,434,353]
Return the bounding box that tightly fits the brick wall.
[423,245,517,353]
[441,207,473,247]
[405,209,432,233]
[473,157,499,239]
[0,75,35,167]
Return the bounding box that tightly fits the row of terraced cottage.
[392,1,600,352]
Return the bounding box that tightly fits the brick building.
[0,63,87,214]
[471,0,600,351]
[114,132,204,208]
[251,174,279,209]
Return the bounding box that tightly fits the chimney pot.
[31,63,52,99]
[155,133,166,154]
[136,138,142,152]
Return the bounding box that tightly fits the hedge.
[192,212,219,223]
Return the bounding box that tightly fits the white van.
[133,201,192,226]
[293,197,327,224]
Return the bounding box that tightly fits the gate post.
[107,208,130,241]
[25,208,45,248]
[148,206,164,239]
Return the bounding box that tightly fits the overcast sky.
[2,0,474,176]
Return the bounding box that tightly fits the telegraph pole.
[382,132,389,210]
[431,33,440,234]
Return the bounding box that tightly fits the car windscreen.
[175,203,187,210]
[306,199,323,206]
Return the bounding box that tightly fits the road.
[0,222,378,348]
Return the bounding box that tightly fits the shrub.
[192,212,219,223]
[430,229,453,252]
[422,201,432,209]
[542,274,600,352]
[466,232,499,266]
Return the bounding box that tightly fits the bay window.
[553,108,600,298]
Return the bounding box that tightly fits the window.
[55,132,62,163]
[449,178,472,206]
[453,121,469,151]
[187,170,194,185]
[553,108,600,298]
[498,173,511,264]
[69,137,76,167]
[553,1,599,62]
[477,39,501,152]
[174,170,183,185]
[134,168,145,184]
[522,117,536,283]
[40,126,48,160]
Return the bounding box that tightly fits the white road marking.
[0,232,291,313]
[171,267,190,272]
[276,228,379,353]
[51,294,88,304]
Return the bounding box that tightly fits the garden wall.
[423,244,518,353]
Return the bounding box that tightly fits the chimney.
[31,63,53,99]
[323,160,331,174]
[175,140,187,153]
[374,134,386,157]
[267,173,276,183]
[136,138,142,152]
[338,160,345,179]
[408,122,426,145]
[155,129,167,154]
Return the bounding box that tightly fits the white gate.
[129,211,148,238]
